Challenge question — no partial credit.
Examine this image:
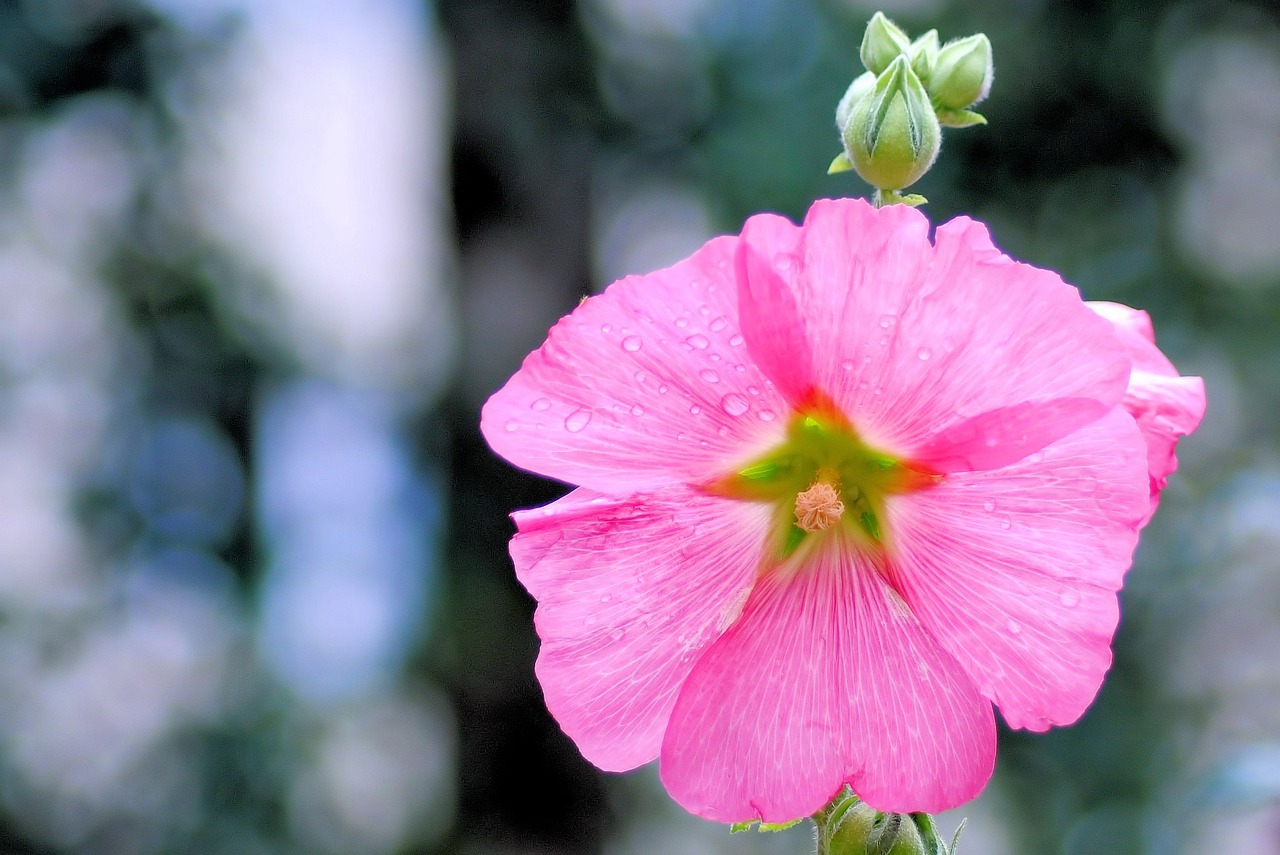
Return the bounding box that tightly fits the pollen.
[794,480,845,533]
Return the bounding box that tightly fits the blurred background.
[0,0,1270,852]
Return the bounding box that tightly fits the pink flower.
[481,198,1205,823]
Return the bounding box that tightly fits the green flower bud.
[841,54,941,193]
[884,815,927,855]
[835,71,876,133]
[824,798,878,853]
[859,11,910,75]
[908,29,939,82]
[930,34,993,111]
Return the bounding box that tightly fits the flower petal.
[659,539,996,822]
[512,487,770,772]
[791,200,1130,466]
[886,408,1149,732]
[735,213,815,406]
[482,237,790,493]
[1087,301,1206,518]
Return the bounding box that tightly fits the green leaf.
[936,109,986,128]
[828,151,854,174]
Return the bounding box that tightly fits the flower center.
[794,472,845,532]
[705,398,939,562]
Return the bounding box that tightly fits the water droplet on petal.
[728,334,744,346]
[747,385,760,396]
[1059,590,1080,608]
[699,304,711,316]
[634,371,647,383]
[600,323,612,333]
[1028,452,1045,464]
[758,409,776,422]
[775,255,793,271]
[878,314,896,329]
[622,335,643,352]
[699,439,710,447]
[504,419,519,432]
[720,393,750,416]
[531,398,552,412]
[600,593,612,603]
[686,334,710,350]
[734,364,745,373]
[699,369,720,383]
[982,500,996,512]
[610,628,626,642]
[658,384,669,394]
[675,317,689,329]
[998,515,1012,530]
[917,347,932,361]
[709,316,728,332]
[630,404,645,416]
[564,409,592,432]
[689,405,701,415]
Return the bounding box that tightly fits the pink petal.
[512,487,770,772]
[735,214,815,406]
[482,236,790,493]
[659,538,996,822]
[781,200,1131,467]
[1087,301,1206,517]
[886,408,1150,732]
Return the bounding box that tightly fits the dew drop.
[982,499,996,512]
[758,409,776,422]
[709,316,728,332]
[634,371,647,383]
[689,405,701,415]
[728,334,744,346]
[734,364,745,373]
[630,404,645,416]
[699,304,711,316]
[531,398,552,412]
[747,385,760,396]
[600,323,612,333]
[675,317,689,329]
[1059,590,1080,608]
[504,419,519,432]
[686,333,710,350]
[720,393,750,416]
[622,335,643,352]
[775,255,793,271]
[699,368,720,383]
[676,432,686,441]
[998,515,1012,530]
[841,359,856,372]
[564,408,592,432]
[878,336,890,346]
[699,439,710,447]
[1028,452,1045,464]
[610,628,626,642]
[600,593,613,603]
[658,384,669,394]
[1006,619,1022,635]
[717,426,729,437]
[878,314,896,329]
[916,347,932,361]
[710,353,721,362]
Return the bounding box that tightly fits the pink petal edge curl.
[483,197,1204,823]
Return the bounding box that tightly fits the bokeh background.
[0,0,1271,852]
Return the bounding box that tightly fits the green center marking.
[706,408,939,563]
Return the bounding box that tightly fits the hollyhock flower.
[480,198,1204,824]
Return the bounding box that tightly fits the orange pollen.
[794,481,844,533]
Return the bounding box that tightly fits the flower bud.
[930,33,993,111]
[825,798,879,854]
[859,11,910,75]
[908,29,939,83]
[835,71,876,133]
[841,55,941,192]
